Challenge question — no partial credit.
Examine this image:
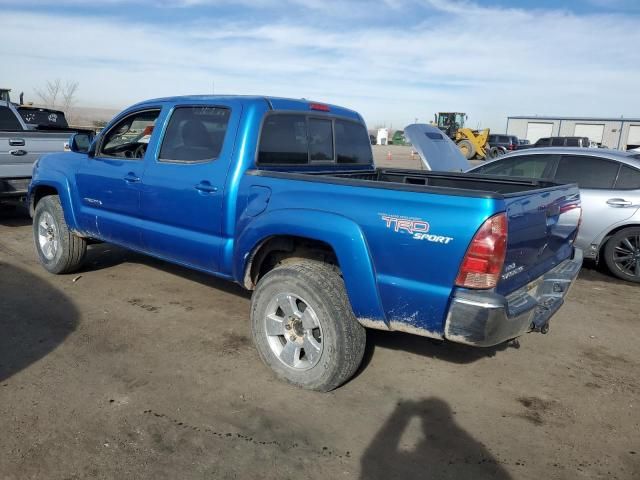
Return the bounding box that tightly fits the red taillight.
[455,213,508,289]
[508,144,515,150]
[309,103,330,112]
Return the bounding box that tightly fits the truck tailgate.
[497,183,581,296]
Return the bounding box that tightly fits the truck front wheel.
[250,260,366,392]
[33,195,87,274]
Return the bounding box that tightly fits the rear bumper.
[444,248,583,347]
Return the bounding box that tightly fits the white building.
[506,116,640,150]
[376,128,389,146]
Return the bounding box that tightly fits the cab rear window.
[17,107,69,128]
[258,114,372,165]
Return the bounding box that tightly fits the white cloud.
[1,1,639,131]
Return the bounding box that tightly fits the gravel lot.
[1,198,638,479]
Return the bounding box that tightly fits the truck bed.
[250,167,561,197]
[249,166,580,299]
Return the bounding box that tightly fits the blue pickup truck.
[29,96,583,391]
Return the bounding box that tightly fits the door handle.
[123,172,141,183]
[10,149,27,156]
[194,181,218,193]
[9,138,25,147]
[606,198,633,207]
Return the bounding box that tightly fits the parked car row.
[486,134,592,158]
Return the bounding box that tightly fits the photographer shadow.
[360,398,512,480]
[0,262,79,382]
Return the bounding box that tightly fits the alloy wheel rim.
[612,234,640,278]
[264,292,323,371]
[38,212,59,260]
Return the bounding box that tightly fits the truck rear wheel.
[33,195,87,274]
[250,260,366,392]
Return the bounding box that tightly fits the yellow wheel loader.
[433,112,490,160]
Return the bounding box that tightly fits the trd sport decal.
[379,214,454,244]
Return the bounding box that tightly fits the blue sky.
[1,0,639,131]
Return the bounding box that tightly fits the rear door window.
[551,138,565,147]
[555,155,619,188]
[565,138,579,147]
[473,158,516,176]
[615,165,640,189]
[159,106,230,162]
[258,115,308,164]
[473,154,556,178]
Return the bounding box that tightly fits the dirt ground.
[0,203,638,480]
[372,144,484,170]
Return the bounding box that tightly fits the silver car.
[468,147,640,283]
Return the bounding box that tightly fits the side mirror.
[68,132,93,154]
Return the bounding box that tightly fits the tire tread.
[34,195,87,274]
[251,260,366,391]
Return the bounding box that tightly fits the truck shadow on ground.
[577,259,633,287]
[362,329,515,367]
[0,204,32,227]
[0,262,79,382]
[360,397,512,480]
[81,243,251,300]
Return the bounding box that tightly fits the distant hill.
[68,105,121,128]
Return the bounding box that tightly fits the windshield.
[436,113,465,130]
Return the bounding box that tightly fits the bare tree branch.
[34,79,80,124]
[35,79,62,109]
[61,80,79,112]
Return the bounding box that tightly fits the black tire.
[250,260,366,392]
[457,139,476,160]
[33,195,87,274]
[604,227,640,283]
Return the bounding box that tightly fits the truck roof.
[131,95,362,121]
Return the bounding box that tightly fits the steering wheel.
[133,143,147,159]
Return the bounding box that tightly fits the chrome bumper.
[444,249,583,347]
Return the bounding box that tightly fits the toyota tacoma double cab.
[29,95,583,391]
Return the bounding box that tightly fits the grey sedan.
[468,147,640,282]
